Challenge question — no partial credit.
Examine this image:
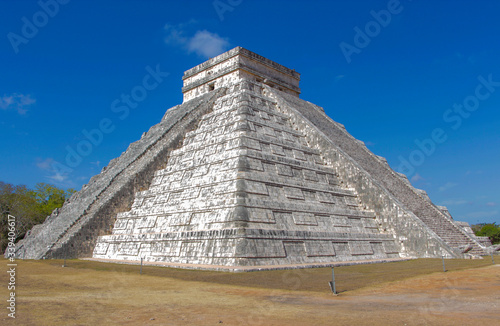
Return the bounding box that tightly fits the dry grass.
[35,257,493,293]
[0,257,498,325]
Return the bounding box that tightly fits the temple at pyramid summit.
[12,47,493,270]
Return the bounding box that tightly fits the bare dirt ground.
[0,258,499,325]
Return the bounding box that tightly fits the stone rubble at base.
[12,47,491,269]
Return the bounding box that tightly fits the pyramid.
[13,47,489,270]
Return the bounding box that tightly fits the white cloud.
[36,157,55,171]
[164,22,229,58]
[411,173,423,183]
[486,202,497,207]
[0,93,35,114]
[438,182,458,192]
[187,30,229,58]
[47,173,67,182]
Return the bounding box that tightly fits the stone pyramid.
[13,47,489,270]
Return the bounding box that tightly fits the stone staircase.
[411,204,485,255]
[276,91,487,257]
[15,90,224,259]
[46,90,226,258]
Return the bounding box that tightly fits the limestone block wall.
[13,89,225,259]
[232,86,400,265]
[95,90,248,263]
[269,87,485,257]
[94,82,401,267]
[182,47,300,102]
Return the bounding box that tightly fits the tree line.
[0,181,75,252]
[471,223,500,245]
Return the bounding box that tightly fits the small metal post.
[442,255,446,272]
[328,267,337,294]
[332,267,336,294]
[63,258,66,267]
[140,257,143,275]
[491,252,495,264]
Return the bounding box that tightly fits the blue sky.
[1,0,499,225]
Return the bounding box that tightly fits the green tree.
[30,183,75,221]
[474,223,500,245]
[471,223,484,235]
[0,181,75,252]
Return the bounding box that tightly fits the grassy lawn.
[0,257,497,325]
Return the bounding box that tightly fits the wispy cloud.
[163,21,192,45]
[411,173,423,183]
[486,202,497,207]
[47,173,67,182]
[364,141,375,147]
[466,210,498,219]
[36,157,54,170]
[440,199,468,206]
[0,93,35,114]
[334,75,345,82]
[36,157,70,184]
[164,22,229,58]
[439,182,458,192]
[465,170,482,176]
